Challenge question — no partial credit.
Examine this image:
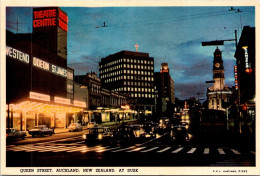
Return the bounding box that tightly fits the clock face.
[215,63,220,68]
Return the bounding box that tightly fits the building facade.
[234,26,255,133]
[154,63,175,117]
[207,48,232,111]
[6,7,86,131]
[75,72,129,123]
[99,50,156,118]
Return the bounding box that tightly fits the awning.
[10,99,84,113]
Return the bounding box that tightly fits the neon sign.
[234,66,238,90]
[52,65,67,77]
[33,9,57,28]
[242,46,250,69]
[6,46,30,64]
[33,57,50,71]
[33,8,68,32]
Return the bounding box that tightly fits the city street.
[6,116,255,167]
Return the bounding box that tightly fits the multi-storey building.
[234,26,255,132]
[154,63,175,117]
[99,50,156,117]
[75,72,127,123]
[6,7,86,131]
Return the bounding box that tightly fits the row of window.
[104,76,154,83]
[115,87,155,93]
[128,93,155,98]
[100,58,154,68]
[100,64,154,74]
[100,70,154,78]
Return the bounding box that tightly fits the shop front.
[6,92,86,131]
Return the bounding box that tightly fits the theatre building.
[6,7,86,131]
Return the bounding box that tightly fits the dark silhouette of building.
[234,26,255,134]
[154,63,175,117]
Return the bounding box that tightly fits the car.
[6,128,27,140]
[83,127,113,143]
[29,125,54,137]
[68,123,82,132]
[170,125,189,142]
[143,122,158,138]
[113,125,135,142]
[86,122,97,129]
[131,124,146,138]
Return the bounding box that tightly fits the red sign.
[33,8,68,32]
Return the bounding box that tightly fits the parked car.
[170,125,189,142]
[29,125,54,137]
[83,127,113,143]
[86,122,97,129]
[6,128,27,140]
[68,123,82,132]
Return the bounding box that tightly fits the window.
[141,65,143,69]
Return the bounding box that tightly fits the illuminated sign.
[52,64,67,77]
[54,96,70,105]
[121,105,130,109]
[29,91,50,101]
[242,46,250,69]
[33,57,50,71]
[33,8,68,32]
[33,9,57,28]
[74,100,87,108]
[6,46,30,64]
[234,66,238,90]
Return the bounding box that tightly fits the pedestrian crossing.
[6,143,252,156]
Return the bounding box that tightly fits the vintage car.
[68,123,83,132]
[113,125,135,142]
[143,122,158,138]
[29,125,54,137]
[170,125,189,142]
[6,128,27,140]
[131,124,146,138]
[83,127,113,143]
[86,122,97,129]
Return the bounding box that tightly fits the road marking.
[230,149,241,155]
[187,148,196,154]
[112,146,135,152]
[204,148,210,154]
[172,147,183,153]
[218,148,225,155]
[127,147,146,152]
[157,147,171,153]
[141,147,159,153]
[97,146,121,153]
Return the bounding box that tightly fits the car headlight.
[98,134,103,140]
[83,134,87,139]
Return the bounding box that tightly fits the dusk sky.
[6,6,255,101]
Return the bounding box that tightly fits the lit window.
[131,70,133,74]
[131,87,134,91]
[134,65,137,69]
[145,77,147,81]
[131,65,133,68]
[138,65,140,69]
[135,88,137,91]
[134,60,136,63]
[151,77,154,81]
[134,70,137,74]
[124,87,127,91]
[141,71,144,75]
[141,60,143,64]
[138,71,140,74]
[131,76,133,79]
[124,76,126,79]
[128,87,130,91]
[141,65,143,69]
[135,94,137,97]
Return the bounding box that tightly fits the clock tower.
[213,47,225,91]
